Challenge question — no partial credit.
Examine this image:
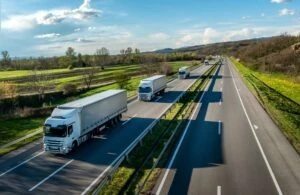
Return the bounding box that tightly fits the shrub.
[160,62,173,75]
[60,83,77,95]
[68,65,74,70]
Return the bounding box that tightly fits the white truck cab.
[43,108,79,154]
[178,66,190,79]
[138,75,167,101]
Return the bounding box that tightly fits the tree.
[160,62,173,75]
[77,53,84,67]
[1,50,11,69]
[82,66,100,90]
[114,72,131,90]
[125,47,133,54]
[135,48,140,54]
[65,47,76,57]
[142,54,160,75]
[95,47,110,69]
[28,70,54,101]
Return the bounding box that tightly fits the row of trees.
[0,47,202,70]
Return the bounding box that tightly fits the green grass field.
[231,58,300,153]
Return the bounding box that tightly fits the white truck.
[43,89,127,154]
[138,75,167,101]
[204,60,210,65]
[178,66,190,79]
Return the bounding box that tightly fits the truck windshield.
[44,125,67,137]
[139,87,152,93]
[179,71,186,75]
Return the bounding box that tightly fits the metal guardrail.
[90,64,217,195]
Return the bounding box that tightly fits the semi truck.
[138,75,167,101]
[43,89,127,154]
[178,66,190,79]
[204,60,209,65]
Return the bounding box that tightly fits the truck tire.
[72,141,78,151]
[118,114,122,121]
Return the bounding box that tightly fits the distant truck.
[138,75,167,101]
[204,60,209,65]
[178,66,190,79]
[43,89,127,154]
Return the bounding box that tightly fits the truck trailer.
[43,89,127,154]
[138,75,167,101]
[178,66,190,79]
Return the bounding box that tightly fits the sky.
[0,0,299,57]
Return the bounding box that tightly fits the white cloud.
[242,16,250,20]
[74,28,81,32]
[34,33,61,39]
[88,26,96,31]
[2,0,102,31]
[271,0,291,3]
[34,25,133,55]
[149,33,170,41]
[223,28,255,42]
[279,8,295,16]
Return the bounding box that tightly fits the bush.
[160,62,173,76]
[60,83,77,95]
[68,65,74,70]
[115,72,131,90]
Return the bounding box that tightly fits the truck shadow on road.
[166,64,224,195]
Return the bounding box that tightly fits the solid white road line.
[228,60,283,195]
[217,185,221,195]
[29,159,74,191]
[0,151,45,177]
[121,114,137,126]
[218,120,222,135]
[156,76,212,195]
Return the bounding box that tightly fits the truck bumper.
[44,145,70,154]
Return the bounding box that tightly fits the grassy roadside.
[230,58,300,153]
[97,64,218,195]
[0,62,202,156]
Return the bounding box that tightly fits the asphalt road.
[154,59,300,195]
[0,64,211,194]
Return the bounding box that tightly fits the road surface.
[154,59,300,195]
[0,64,212,194]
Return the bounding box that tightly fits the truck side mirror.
[68,126,73,136]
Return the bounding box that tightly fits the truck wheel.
[113,117,118,124]
[72,141,78,151]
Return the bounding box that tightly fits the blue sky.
[0,0,299,57]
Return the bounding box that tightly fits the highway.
[0,64,211,194]
[154,59,300,195]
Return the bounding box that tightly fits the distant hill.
[155,37,272,55]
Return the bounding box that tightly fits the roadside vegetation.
[97,63,219,195]
[231,58,300,153]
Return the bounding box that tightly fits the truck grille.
[45,140,64,152]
